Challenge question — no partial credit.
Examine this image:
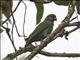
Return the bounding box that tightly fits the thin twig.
[68,26,80,33]
[11,12,17,51]
[2,0,22,25]
[2,25,16,52]
[70,16,78,22]
[67,22,80,26]
[22,1,27,40]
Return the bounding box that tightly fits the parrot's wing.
[43,22,53,37]
[25,21,51,47]
[28,21,51,40]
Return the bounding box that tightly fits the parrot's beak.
[54,17,57,21]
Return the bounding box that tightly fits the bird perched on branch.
[25,14,57,47]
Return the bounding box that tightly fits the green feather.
[28,20,52,40]
[43,23,53,36]
[25,20,53,47]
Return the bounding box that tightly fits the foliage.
[76,1,80,14]
[1,0,13,18]
[0,27,3,33]
[35,2,44,24]
[53,0,69,6]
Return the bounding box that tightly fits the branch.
[3,44,80,60]
[67,22,80,26]
[64,26,80,40]
[3,45,35,60]
[39,51,80,57]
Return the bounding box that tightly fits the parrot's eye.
[50,15,57,21]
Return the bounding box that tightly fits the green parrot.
[25,14,57,47]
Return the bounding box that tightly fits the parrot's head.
[46,14,57,22]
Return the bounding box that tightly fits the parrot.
[25,14,57,47]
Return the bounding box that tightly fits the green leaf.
[0,1,2,21]
[76,1,80,15]
[0,27,3,33]
[30,0,52,3]
[53,0,69,6]
[0,9,2,21]
[1,0,13,19]
[35,3,44,24]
